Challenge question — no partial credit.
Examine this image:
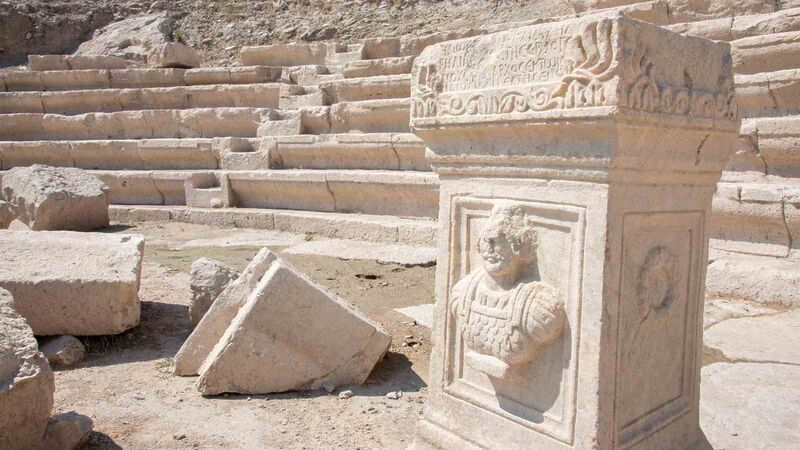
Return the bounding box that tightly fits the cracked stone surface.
[704,308,800,365]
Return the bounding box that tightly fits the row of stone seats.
[0,74,410,114]
[70,169,438,218]
[0,134,426,171]
[0,99,410,140]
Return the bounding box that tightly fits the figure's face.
[478,227,518,278]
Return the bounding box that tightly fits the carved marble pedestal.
[410,13,740,450]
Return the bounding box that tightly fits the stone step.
[240,42,365,67]
[732,31,800,75]
[0,84,281,115]
[0,108,275,141]
[258,99,411,136]
[268,133,427,171]
[342,57,415,79]
[706,252,800,306]
[28,54,131,71]
[0,67,282,92]
[281,65,344,86]
[712,182,800,258]
[110,205,437,246]
[669,7,800,42]
[0,133,427,171]
[726,116,800,182]
[88,169,439,218]
[736,69,800,117]
[320,74,410,103]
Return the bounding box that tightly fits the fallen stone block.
[1,165,109,231]
[149,42,201,69]
[195,256,391,395]
[75,13,173,64]
[42,412,93,450]
[173,248,277,376]
[0,288,55,450]
[189,257,240,326]
[39,335,86,367]
[0,231,144,336]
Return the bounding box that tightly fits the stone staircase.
[0,38,459,246]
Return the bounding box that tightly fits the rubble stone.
[0,231,144,336]
[0,288,54,450]
[148,42,201,69]
[42,412,93,450]
[39,335,86,367]
[189,257,240,326]
[0,199,15,228]
[1,165,109,231]
[195,257,391,395]
[75,13,173,64]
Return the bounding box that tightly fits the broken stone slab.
[1,165,109,231]
[42,412,93,450]
[189,257,240,326]
[0,231,144,336]
[700,362,800,450]
[0,288,55,450]
[195,256,391,395]
[39,335,86,367]
[282,239,436,266]
[148,42,201,69]
[173,248,277,376]
[704,309,800,365]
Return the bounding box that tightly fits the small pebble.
[338,390,354,399]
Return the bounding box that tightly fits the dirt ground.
[53,221,435,449]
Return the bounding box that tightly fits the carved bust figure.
[451,205,566,379]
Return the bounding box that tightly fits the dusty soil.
[1,0,573,67]
[52,221,435,449]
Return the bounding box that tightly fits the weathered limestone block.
[409,13,738,450]
[28,54,130,71]
[1,165,109,231]
[195,257,391,395]
[174,248,278,375]
[189,258,240,325]
[731,31,800,75]
[38,335,86,367]
[148,42,201,69]
[343,56,415,79]
[0,231,144,336]
[0,288,55,450]
[184,173,233,210]
[75,13,173,64]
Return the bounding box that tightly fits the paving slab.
[705,309,800,365]
[701,362,800,450]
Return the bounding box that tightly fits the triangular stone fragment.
[195,257,391,395]
[173,248,277,376]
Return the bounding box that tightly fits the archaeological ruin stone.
[195,257,391,395]
[408,13,738,449]
[0,288,55,450]
[173,248,277,376]
[148,42,201,69]
[1,165,109,231]
[74,12,174,64]
[39,335,86,367]
[0,231,144,336]
[189,257,241,326]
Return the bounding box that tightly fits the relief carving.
[412,18,737,120]
[627,245,681,357]
[450,205,566,379]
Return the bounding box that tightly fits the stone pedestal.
[410,13,739,450]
